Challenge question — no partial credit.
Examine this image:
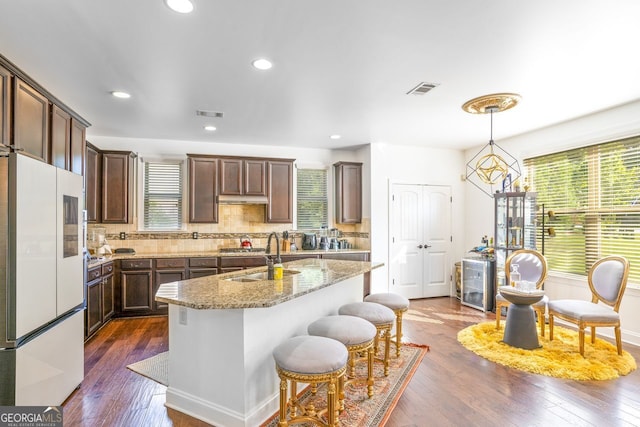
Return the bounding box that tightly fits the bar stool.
[338,302,395,376]
[364,293,410,357]
[273,335,348,427]
[308,315,377,399]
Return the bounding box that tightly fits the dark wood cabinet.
[85,143,101,223]
[219,157,266,196]
[334,162,362,224]
[102,151,134,223]
[0,64,10,147]
[0,55,90,167]
[155,258,187,311]
[218,256,266,274]
[85,266,103,338]
[70,118,86,175]
[188,155,218,223]
[266,160,294,223]
[219,158,243,195]
[13,78,49,162]
[50,104,70,170]
[85,261,114,340]
[120,259,153,314]
[102,264,115,321]
[188,257,218,278]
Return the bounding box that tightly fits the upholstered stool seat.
[364,293,410,357]
[273,335,348,427]
[338,302,395,376]
[308,315,377,398]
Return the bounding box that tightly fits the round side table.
[498,286,545,350]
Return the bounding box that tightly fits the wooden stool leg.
[327,377,337,427]
[383,326,391,376]
[395,309,404,357]
[289,381,298,417]
[366,345,374,398]
[278,378,288,427]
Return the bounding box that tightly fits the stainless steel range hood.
[217,195,269,205]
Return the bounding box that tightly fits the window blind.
[297,168,328,229]
[525,135,640,284]
[143,161,183,230]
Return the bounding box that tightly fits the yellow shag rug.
[457,321,637,380]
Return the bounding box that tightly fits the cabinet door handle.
[424,244,432,248]
[417,244,423,249]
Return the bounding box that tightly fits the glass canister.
[510,263,521,287]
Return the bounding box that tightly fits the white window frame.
[137,156,187,232]
[295,164,330,230]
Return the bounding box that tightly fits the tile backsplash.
[90,204,370,254]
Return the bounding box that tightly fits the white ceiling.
[1,0,640,151]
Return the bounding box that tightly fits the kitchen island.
[155,257,382,427]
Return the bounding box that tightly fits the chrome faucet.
[265,232,281,279]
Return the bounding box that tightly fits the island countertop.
[155,258,382,310]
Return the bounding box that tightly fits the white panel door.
[390,185,424,299]
[56,168,84,315]
[422,186,451,297]
[14,154,57,339]
[390,184,452,299]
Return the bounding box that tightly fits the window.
[297,168,328,229]
[142,160,184,230]
[525,135,640,284]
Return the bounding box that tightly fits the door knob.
[417,245,423,249]
[424,244,432,248]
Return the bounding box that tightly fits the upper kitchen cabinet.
[334,162,362,224]
[50,105,86,174]
[101,151,135,223]
[219,157,267,196]
[188,155,218,223]
[85,142,102,223]
[50,104,71,170]
[70,118,86,175]
[266,159,294,223]
[0,64,10,148]
[13,78,49,162]
[0,55,90,170]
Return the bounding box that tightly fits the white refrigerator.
[0,152,84,405]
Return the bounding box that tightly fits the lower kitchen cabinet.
[218,256,267,274]
[155,258,187,311]
[188,257,218,278]
[85,261,114,340]
[111,252,371,318]
[119,259,153,315]
[86,273,102,338]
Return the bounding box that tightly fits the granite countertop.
[87,248,370,268]
[155,258,382,310]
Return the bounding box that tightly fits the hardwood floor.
[63,298,640,426]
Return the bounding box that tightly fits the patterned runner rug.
[261,343,429,427]
[127,343,429,426]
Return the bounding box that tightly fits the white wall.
[463,99,640,346]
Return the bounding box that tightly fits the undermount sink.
[223,269,301,282]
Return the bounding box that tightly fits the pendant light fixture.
[463,93,522,197]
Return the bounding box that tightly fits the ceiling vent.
[196,110,224,118]
[407,82,439,96]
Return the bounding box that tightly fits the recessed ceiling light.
[252,58,273,70]
[330,134,341,140]
[204,125,217,131]
[111,91,131,99]
[164,0,194,13]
